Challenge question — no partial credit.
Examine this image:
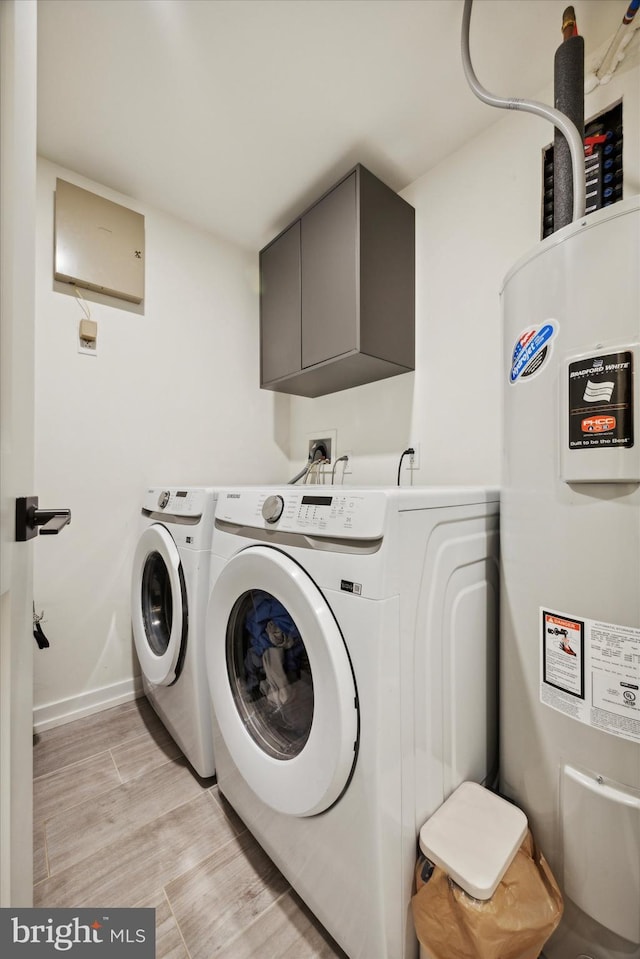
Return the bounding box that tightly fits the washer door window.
[207,546,358,817]
[132,524,187,686]
[226,589,315,761]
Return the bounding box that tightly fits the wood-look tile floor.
[33,698,348,958]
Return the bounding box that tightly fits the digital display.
[176,491,188,497]
[301,495,333,506]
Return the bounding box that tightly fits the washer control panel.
[217,489,388,540]
[142,486,213,518]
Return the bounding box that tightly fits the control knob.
[157,490,170,509]
[262,494,284,524]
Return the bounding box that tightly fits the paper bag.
[411,829,563,959]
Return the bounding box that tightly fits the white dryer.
[205,486,500,958]
[132,486,218,778]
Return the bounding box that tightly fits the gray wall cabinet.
[259,164,415,397]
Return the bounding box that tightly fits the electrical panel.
[54,179,145,303]
[542,101,623,239]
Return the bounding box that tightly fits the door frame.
[0,0,38,906]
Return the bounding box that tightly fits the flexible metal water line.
[287,443,327,484]
[461,0,586,222]
[287,462,311,485]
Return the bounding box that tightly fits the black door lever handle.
[16,497,72,541]
[33,508,72,534]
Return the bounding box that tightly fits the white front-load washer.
[131,486,218,778]
[205,486,500,958]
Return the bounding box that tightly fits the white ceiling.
[37,0,617,251]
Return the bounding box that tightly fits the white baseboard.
[33,676,145,733]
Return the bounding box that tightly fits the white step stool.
[419,781,528,900]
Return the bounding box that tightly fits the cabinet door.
[301,173,357,368]
[260,221,301,384]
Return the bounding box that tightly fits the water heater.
[500,196,640,959]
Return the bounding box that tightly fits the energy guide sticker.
[540,608,640,744]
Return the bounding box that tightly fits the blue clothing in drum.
[243,590,305,694]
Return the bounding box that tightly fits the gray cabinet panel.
[259,164,414,397]
[260,221,301,384]
[301,173,357,368]
[359,166,415,369]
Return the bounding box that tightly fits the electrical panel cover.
[54,178,145,303]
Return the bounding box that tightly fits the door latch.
[16,496,71,541]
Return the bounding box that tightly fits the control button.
[157,490,170,509]
[262,494,285,524]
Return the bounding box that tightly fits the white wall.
[288,52,640,488]
[33,159,291,726]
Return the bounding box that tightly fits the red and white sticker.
[581,415,616,433]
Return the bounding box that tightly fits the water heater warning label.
[542,612,584,697]
[568,351,634,450]
[541,608,640,744]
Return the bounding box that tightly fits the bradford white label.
[568,351,634,450]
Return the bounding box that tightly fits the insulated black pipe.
[553,11,584,232]
[461,0,585,223]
